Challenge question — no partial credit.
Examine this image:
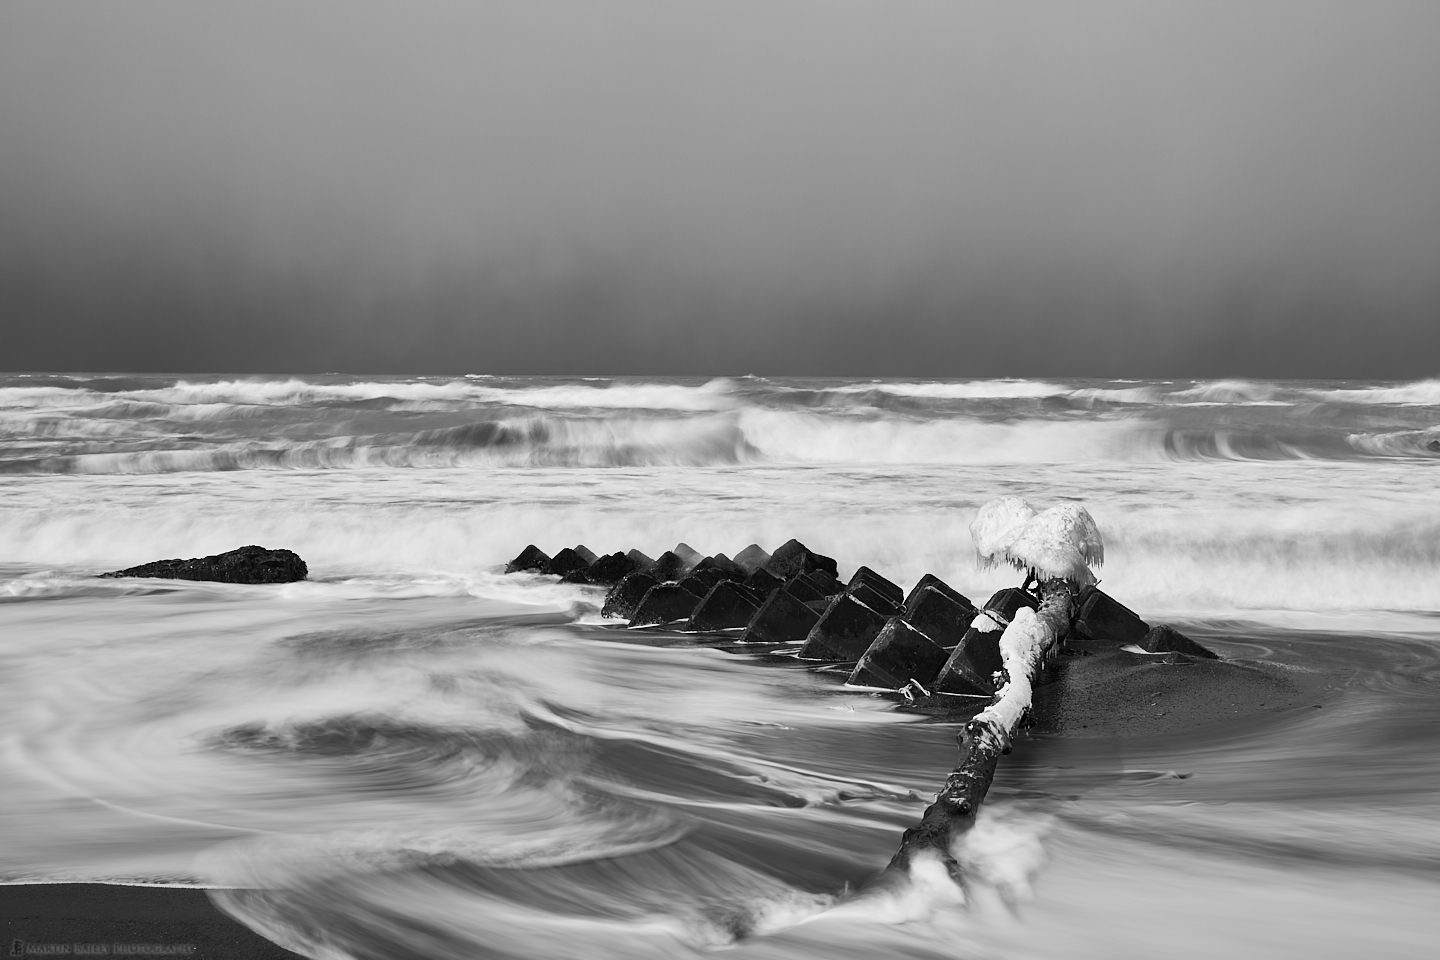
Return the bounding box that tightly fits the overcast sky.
[2,1,1438,376]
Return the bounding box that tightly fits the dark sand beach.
[1,885,301,959]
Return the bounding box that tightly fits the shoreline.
[0,883,302,959]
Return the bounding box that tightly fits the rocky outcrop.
[100,545,308,584]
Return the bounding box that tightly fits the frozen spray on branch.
[970,497,1104,587]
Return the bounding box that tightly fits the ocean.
[2,373,1437,959]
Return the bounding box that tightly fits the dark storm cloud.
[2,1,1439,375]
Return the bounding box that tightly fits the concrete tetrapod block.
[625,549,655,571]
[848,581,901,616]
[1142,624,1219,659]
[672,542,704,569]
[648,551,690,583]
[798,593,889,661]
[803,569,845,597]
[504,545,550,574]
[902,574,974,616]
[602,572,659,619]
[849,566,903,607]
[849,618,951,689]
[983,587,1039,626]
[733,544,772,575]
[904,586,975,648]
[543,548,591,579]
[742,587,821,644]
[629,583,704,627]
[686,580,764,632]
[1074,586,1150,647]
[742,568,783,599]
[582,552,639,586]
[766,539,839,580]
[931,613,1007,697]
[784,575,829,603]
[675,576,712,598]
[572,545,599,566]
[681,567,727,594]
[693,554,746,581]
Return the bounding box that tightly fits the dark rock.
[1429,439,1440,452]
[983,587,1038,626]
[803,598,832,614]
[903,574,974,615]
[504,544,550,574]
[625,549,656,571]
[602,572,658,619]
[849,618,950,689]
[673,542,704,569]
[649,551,690,582]
[572,545,599,566]
[584,552,640,586]
[559,567,593,584]
[904,586,975,648]
[847,581,901,616]
[733,544,772,574]
[1142,624,1219,659]
[543,548,590,579]
[629,583,703,627]
[849,566,902,607]
[743,587,822,643]
[686,580,764,632]
[784,575,829,603]
[99,545,308,584]
[798,594,888,661]
[766,538,839,580]
[743,568,783,598]
[1073,586,1150,647]
[693,554,745,581]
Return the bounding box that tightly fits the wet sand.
[0,884,301,959]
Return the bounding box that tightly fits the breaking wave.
[1346,428,1440,458]
[4,375,1440,474]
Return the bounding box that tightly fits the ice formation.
[969,498,1104,584]
[969,496,1038,569]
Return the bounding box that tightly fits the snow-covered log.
[874,581,1073,885]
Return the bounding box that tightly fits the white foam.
[1313,378,1440,405]
[826,379,1071,400]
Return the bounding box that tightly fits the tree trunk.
[871,581,1073,885]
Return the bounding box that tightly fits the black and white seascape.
[5,2,1440,958]
[2,374,1439,959]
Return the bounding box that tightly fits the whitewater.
[2,374,1438,959]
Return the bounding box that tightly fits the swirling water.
[1,374,1437,958]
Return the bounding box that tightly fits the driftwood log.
[872,580,1075,886]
